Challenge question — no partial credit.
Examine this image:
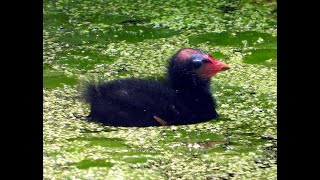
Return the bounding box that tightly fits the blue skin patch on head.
[190,54,204,60]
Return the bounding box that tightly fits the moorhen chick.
[82,48,230,127]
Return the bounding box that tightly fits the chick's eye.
[192,59,203,68]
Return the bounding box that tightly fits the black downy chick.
[82,48,230,127]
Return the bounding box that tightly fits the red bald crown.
[175,48,206,61]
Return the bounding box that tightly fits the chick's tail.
[82,83,99,104]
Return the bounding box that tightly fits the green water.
[189,31,276,48]
[244,49,277,66]
[43,69,78,88]
[72,159,114,169]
